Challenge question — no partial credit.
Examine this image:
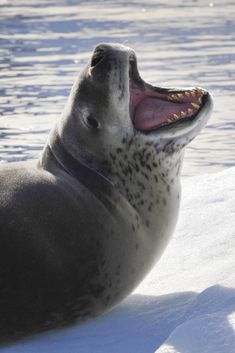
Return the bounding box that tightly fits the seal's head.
[53,43,212,179]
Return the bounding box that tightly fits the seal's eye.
[85,115,100,130]
[91,49,105,67]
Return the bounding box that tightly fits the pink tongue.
[134,97,184,130]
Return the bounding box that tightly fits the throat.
[108,140,182,226]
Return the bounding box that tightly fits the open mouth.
[129,56,208,132]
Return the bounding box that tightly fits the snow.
[1,167,234,353]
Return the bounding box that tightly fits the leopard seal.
[0,43,213,342]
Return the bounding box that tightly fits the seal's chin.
[129,56,210,133]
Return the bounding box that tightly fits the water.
[0,0,235,176]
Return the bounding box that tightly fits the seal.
[0,43,213,342]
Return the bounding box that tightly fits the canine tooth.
[191,103,200,109]
[195,87,202,94]
[196,87,204,94]
[194,88,203,96]
[180,111,187,118]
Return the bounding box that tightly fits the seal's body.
[0,43,212,341]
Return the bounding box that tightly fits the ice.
[1,167,234,352]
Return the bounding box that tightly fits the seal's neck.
[40,128,183,235]
[104,137,183,231]
[40,133,112,196]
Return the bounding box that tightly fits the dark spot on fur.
[141,172,149,180]
[110,153,116,163]
[154,175,158,183]
[137,181,145,191]
[127,138,133,149]
[138,200,144,206]
[135,163,140,172]
[118,160,124,169]
[145,219,150,228]
[139,158,146,168]
[127,164,133,175]
[121,178,126,186]
[148,202,153,212]
[145,152,151,161]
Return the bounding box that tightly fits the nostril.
[129,54,136,63]
[90,49,106,67]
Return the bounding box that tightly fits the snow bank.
[1,167,235,353]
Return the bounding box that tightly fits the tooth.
[191,91,197,97]
[187,108,193,114]
[181,111,187,118]
[195,89,203,96]
[196,87,204,94]
[191,103,200,109]
[177,93,184,99]
[173,114,180,120]
[186,92,191,97]
[171,94,178,100]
